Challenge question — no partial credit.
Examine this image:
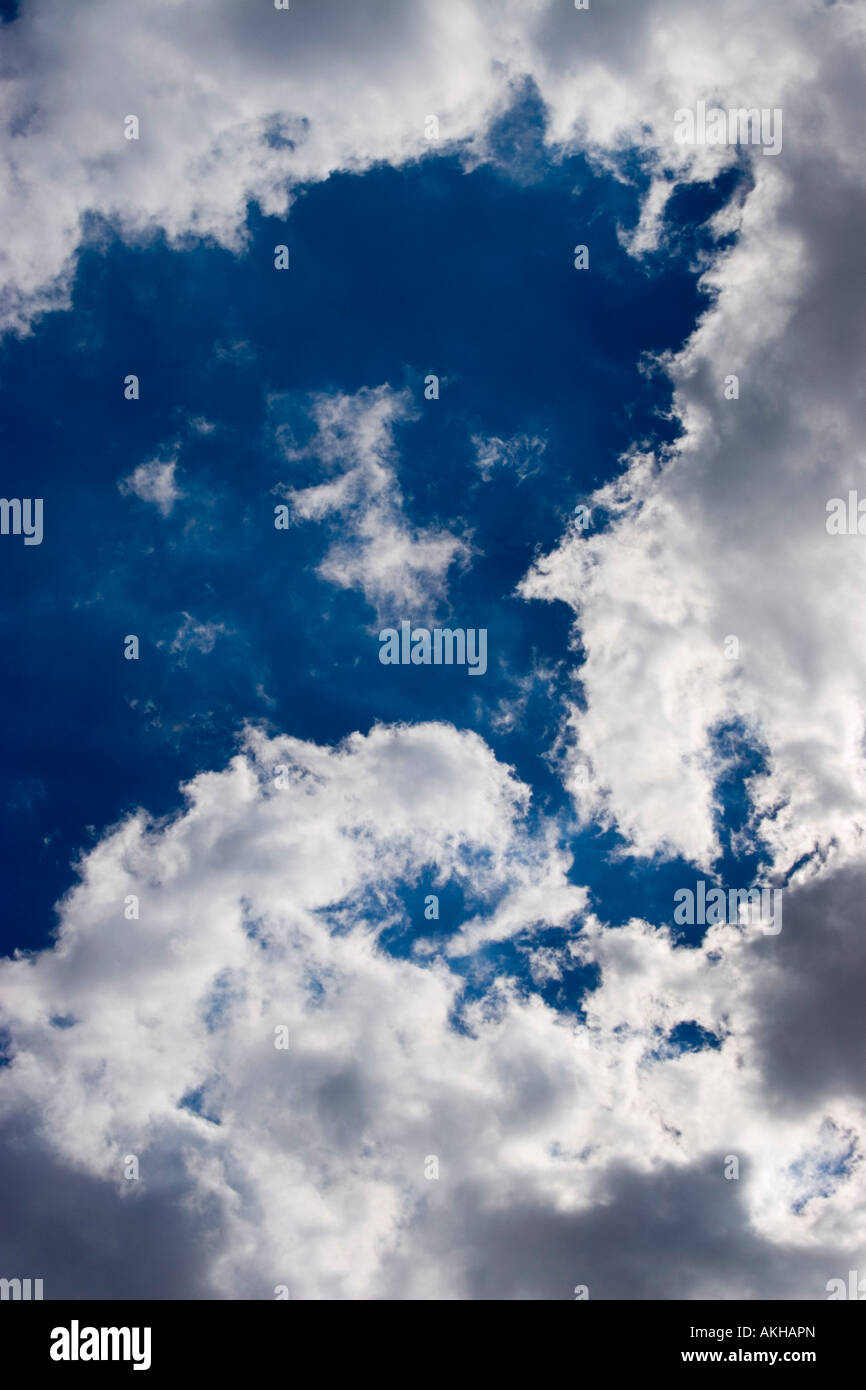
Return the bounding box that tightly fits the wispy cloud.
[119,458,182,517]
[279,385,472,620]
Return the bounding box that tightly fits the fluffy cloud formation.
[0,723,864,1299]
[1,0,857,337]
[7,0,864,875]
[516,5,866,878]
[3,0,866,1304]
[521,107,866,875]
[0,0,506,335]
[279,386,471,619]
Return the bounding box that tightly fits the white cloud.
[281,386,471,619]
[1,0,856,338]
[0,724,863,1298]
[12,0,866,875]
[10,6,866,872]
[521,106,866,877]
[119,458,182,516]
[0,0,511,336]
[4,0,866,1301]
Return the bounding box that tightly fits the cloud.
[168,612,229,659]
[472,432,546,483]
[280,385,471,620]
[1,0,854,337]
[0,723,864,1298]
[0,0,511,336]
[518,5,866,877]
[11,0,864,869]
[189,416,217,436]
[4,0,866,1304]
[118,458,182,516]
[11,10,866,876]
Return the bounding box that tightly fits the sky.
[0,0,865,1301]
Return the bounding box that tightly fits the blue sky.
[1,0,865,1303]
[0,129,737,955]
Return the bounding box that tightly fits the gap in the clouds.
[377,875,473,957]
[707,719,775,886]
[658,1020,724,1057]
[564,828,710,943]
[202,970,242,1033]
[178,1085,222,1127]
[789,1122,859,1215]
[329,862,605,1016]
[49,1014,77,1030]
[538,712,778,947]
[665,166,747,261]
[0,122,745,958]
[443,936,602,1032]
[572,719,782,950]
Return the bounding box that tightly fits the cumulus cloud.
[10,0,864,875]
[0,0,511,336]
[1,0,856,338]
[0,724,864,1299]
[521,132,866,876]
[279,385,471,619]
[9,1,866,872]
[517,4,866,879]
[3,0,866,1304]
